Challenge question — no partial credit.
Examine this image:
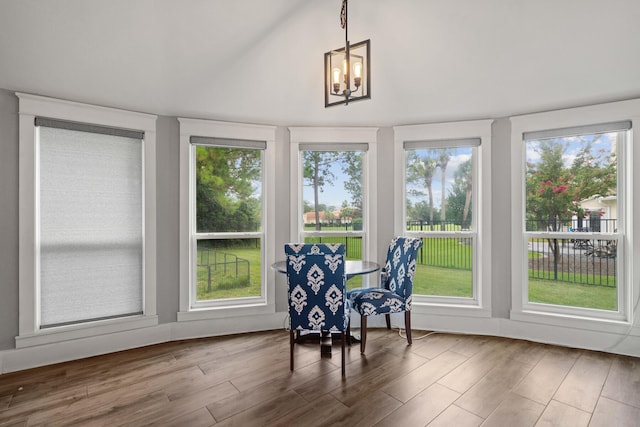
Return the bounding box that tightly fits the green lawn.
[196,245,618,311]
[528,278,617,310]
[413,265,473,297]
[196,246,262,300]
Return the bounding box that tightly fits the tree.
[526,140,571,278]
[568,137,616,226]
[407,201,439,227]
[438,149,452,230]
[303,151,340,230]
[526,140,570,231]
[447,158,472,229]
[407,150,438,229]
[195,146,261,233]
[526,136,617,279]
[341,152,363,211]
[339,200,356,224]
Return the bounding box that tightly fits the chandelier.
[324,0,370,107]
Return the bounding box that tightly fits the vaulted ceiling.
[1,0,639,126]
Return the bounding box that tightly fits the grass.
[415,238,473,269]
[413,265,473,297]
[195,245,618,311]
[196,246,262,300]
[528,278,617,310]
[530,269,616,287]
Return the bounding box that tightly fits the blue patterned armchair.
[285,243,349,376]
[347,237,423,353]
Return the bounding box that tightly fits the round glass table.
[271,260,380,279]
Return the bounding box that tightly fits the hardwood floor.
[1,328,640,426]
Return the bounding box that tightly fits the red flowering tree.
[526,138,616,279]
[526,141,571,232]
[527,139,616,231]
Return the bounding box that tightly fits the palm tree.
[407,151,438,230]
[438,149,451,230]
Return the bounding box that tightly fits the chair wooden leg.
[385,313,391,329]
[405,311,412,346]
[360,315,367,353]
[341,331,346,377]
[289,329,295,371]
[347,320,352,346]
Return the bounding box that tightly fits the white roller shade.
[190,135,266,149]
[38,126,144,328]
[403,138,481,149]
[299,143,368,151]
[523,121,631,141]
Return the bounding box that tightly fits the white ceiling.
[1,0,639,127]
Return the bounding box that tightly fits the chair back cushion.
[285,243,347,332]
[382,237,423,302]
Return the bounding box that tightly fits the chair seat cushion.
[347,288,408,316]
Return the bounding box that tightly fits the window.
[17,93,157,347]
[511,100,640,326]
[289,127,378,290]
[179,119,276,317]
[394,121,492,313]
[524,125,624,312]
[404,142,477,298]
[192,140,264,304]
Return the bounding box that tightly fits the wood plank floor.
[1,328,640,426]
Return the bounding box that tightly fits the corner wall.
[0,89,19,350]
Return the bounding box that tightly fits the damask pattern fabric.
[348,237,423,315]
[285,243,349,332]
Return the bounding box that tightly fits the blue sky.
[303,159,354,209]
[525,133,616,169]
[303,148,476,210]
[405,148,472,210]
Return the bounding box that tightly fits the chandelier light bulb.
[332,67,341,93]
[353,61,362,88]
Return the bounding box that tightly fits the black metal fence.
[406,220,468,232]
[528,238,616,287]
[303,235,363,260]
[415,237,473,271]
[197,249,251,291]
[302,219,616,287]
[526,218,617,233]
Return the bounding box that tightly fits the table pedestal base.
[294,330,359,357]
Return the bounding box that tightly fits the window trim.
[178,118,276,320]
[16,93,158,348]
[510,99,640,327]
[394,120,493,317]
[288,127,379,284]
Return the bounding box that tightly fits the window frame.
[16,93,158,348]
[288,127,379,286]
[394,120,492,317]
[178,118,276,320]
[510,99,640,328]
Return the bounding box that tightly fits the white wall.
[2,90,640,374]
[0,89,19,351]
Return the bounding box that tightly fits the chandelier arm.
[343,0,350,95]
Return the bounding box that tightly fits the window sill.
[15,315,159,348]
[177,302,276,322]
[510,309,631,334]
[412,300,492,318]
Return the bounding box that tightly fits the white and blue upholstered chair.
[285,243,350,376]
[347,237,423,353]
